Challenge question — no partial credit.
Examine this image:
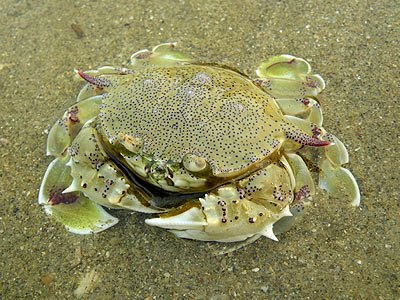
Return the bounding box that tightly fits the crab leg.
[41,116,167,234]
[47,95,103,157]
[319,158,360,206]
[256,54,360,206]
[75,66,133,102]
[255,54,326,124]
[130,42,193,68]
[285,128,331,147]
[316,133,360,207]
[38,156,119,234]
[272,153,315,235]
[48,67,136,157]
[322,132,349,166]
[285,116,359,206]
[255,55,325,99]
[254,76,325,98]
[276,97,323,126]
[285,118,360,206]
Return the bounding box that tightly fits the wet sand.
[0,0,398,299]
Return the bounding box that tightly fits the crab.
[38,43,360,246]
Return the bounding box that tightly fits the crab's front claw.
[145,201,208,231]
[255,55,325,98]
[146,186,292,243]
[39,156,119,234]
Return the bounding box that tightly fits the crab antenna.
[75,69,111,88]
[286,130,332,147]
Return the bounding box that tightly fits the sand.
[0,0,398,298]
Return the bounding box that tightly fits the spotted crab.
[39,43,360,245]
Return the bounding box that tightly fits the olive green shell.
[100,64,289,176]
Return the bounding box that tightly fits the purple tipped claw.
[286,130,331,147]
[76,70,111,88]
[303,136,331,147]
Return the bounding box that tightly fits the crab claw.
[75,69,112,88]
[145,204,208,231]
[145,186,292,243]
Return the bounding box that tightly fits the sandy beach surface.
[0,0,398,299]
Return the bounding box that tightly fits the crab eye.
[182,153,207,173]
